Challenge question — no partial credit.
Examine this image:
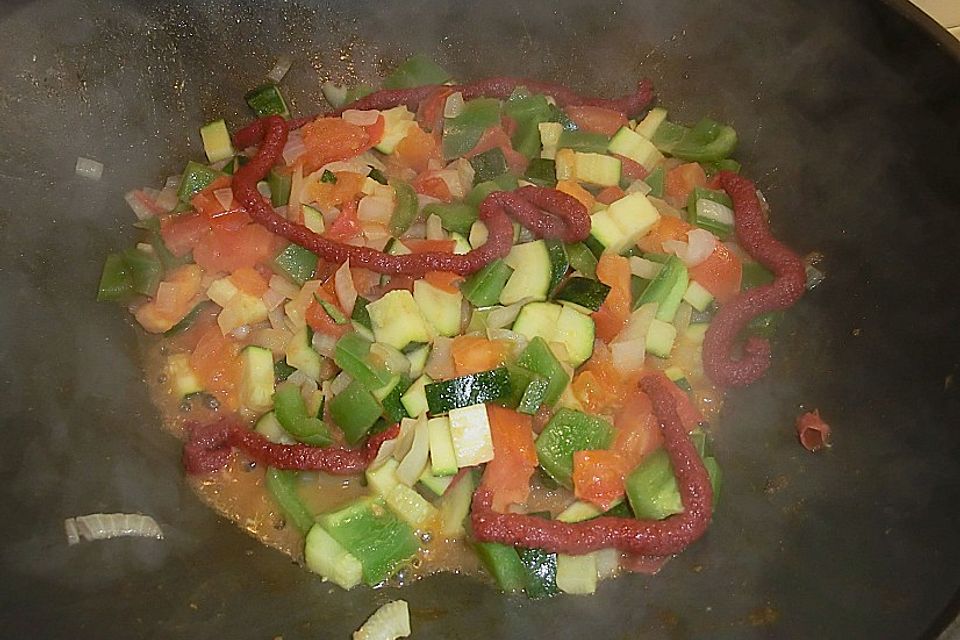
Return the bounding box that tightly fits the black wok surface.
[1,0,958,638]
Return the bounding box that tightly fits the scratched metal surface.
[0,0,959,638]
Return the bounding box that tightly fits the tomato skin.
[423,270,463,294]
[364,114,385,147]
[572,449,626,510]
[481,406,538,512]
[613,392,663,470]
[612,153,648,181]
[689,243,743,304]
[412,173,452,202]
[596,186,626,205]
[565,105,627,136]
[416,87,453,133]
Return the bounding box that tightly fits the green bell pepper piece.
[273,382,332,446]
[442,98,501,160]
[388,179,419,236]
[96,253,134,302]
[329,380,383,444]
[271,243,318,286]
[652,118,738,162]
[383,54,451,89]
[422,202,477,237]
[265,468,316,534]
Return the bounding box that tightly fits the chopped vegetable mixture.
[99,55,807,596]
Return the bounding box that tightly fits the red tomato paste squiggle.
[182,417,399,475]
[701,172,806,388]
[231,116,589,276]
[470,374,713,556]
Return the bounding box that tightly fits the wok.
[1,0,958,637]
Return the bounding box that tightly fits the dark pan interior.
[1,0,959,638]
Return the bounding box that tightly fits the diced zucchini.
[385,483,438,528]
[271,244,318,286]
[400,374,432,418]
[606,192,661,247]
[244,84,290,118]
[500,365,550,415]
[367,290,432,350]
[418,467,454,496]
[200,119,235,164]
[374,106,416,154]
[588,209,628,254]
[239,346,275,413]
[685,322,709,344]
[366,458,402,496]
[427,416,458,476]
[512,301,561,344]
[500,240,552,305]
[255,411,296,444]
[545,240,570,293]
[451,232,472,254]
[285,325,322,381]
[475,542,528,592]
[556,553,598,595]
[405,345,431,380]
[425,368,511,414]
[556,500,605,523]
[165,353,203,398]
[539,122,564,159]
[512,302,595,367]
[572,152,621,187]
[217,291,269,335]
[682,281,715,312]
[565,242,599,278]
[607,126,663,171]
[645,319,677,358]
[535,409,614,488]
[413,280,463,337]
[634,107,668,140]
[553,277,611,313]
[302,204,325,234]
[448,403,495,467]
[305,524,363,590]
[518,546,560,599]
[318,497,419,586]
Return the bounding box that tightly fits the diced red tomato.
[596,186,626,205]
[134,264,203,334]
[572,449,626,510]
[465,127,528,175]
[572,345,624,413]
[189,324,241,410]
[556,180,596,211]
[394,125,442,174]
[612,153,648,181]
[451,335,510,376]
[653,371,703,432]
[481,406,538,512]
[689,243,742,304]
[423,270,463,294]
[636,215,695,254]
[323,200,362,243]
[364,114,385,148]
[230,266,269,297]
[305,287,351,338]
[416,87,454,133]
[665,162,707,202]
[592,254,632,342]
[160,212,211,257]
[303,171,366,210]
[564,106,627,136]
[192,223,281,274]
[412,173,453,202]
[613,392,663,470]
[300,117,375,174]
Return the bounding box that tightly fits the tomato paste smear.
[470,374,713,556]
[230,116,589,277]
[183,417,399,475]
[701,171,806,388]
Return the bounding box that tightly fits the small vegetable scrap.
[353,600,411,640]
[64,513,163,545]
[796,410,831,452]
[98,54,812,598]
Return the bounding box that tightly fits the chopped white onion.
[663,229,716,268]
[320,161,371,176]
[266,55,293,83]
[648,196,685,219]
[75,156,103,180]
[416,194,441,212]
[487,298,533,329]
[249,327,290,355]
[269,274,301,299]
[229,324,253,340]
[391,417,420,462]
[361,223,391,249]
[282,131,307,165]
[257,181,272,198]
[342,109,381,126]
[615,302,658,343]
[213,188,234,210]
[268,306,288,330]
[629,256,663,280]
[370,342,411,376]
[443,91,465,118]
[453,158,475,195]
[625,180,652,195]
[64,513,163,545]
[334,261,358,315]
[485,328,528,353]
[286,369,310,387]
[358,195,395,225]
[425,336,454,380]
[436,169,465,199]
[330,370,353,396]
[426,214,445,240]
[611,338,646,374]
[804,252,826,290]
[155,187,179,212]
[353,600,411,640]
[262,287,287,312]
[396,416,430,486]
[164,175,182,190]
[124,190,156,220]
[673,301,693,336]
[405,221,427,239]
[311,330,338,359]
